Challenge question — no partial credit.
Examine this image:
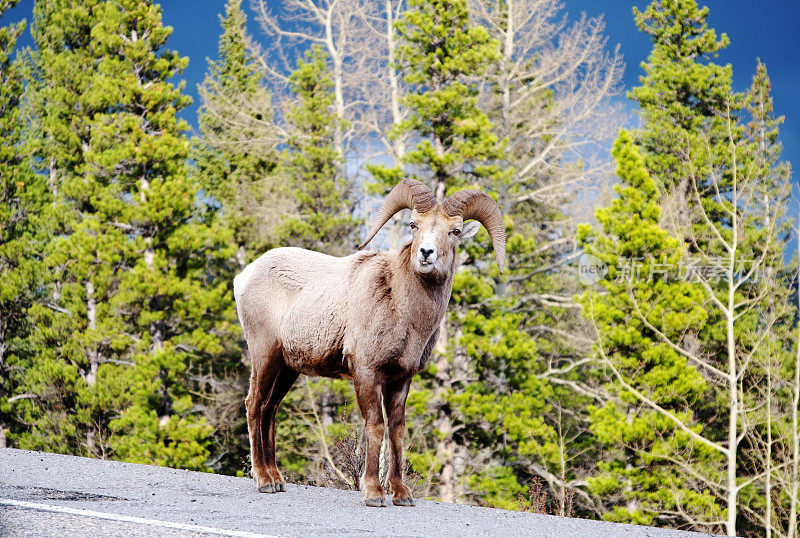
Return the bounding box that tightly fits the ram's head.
[359,179,506,278]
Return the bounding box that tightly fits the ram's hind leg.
[245,338,284,492]
[258,362,298,493]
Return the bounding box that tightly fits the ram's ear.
[460,220,481,239]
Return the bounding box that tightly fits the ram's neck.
[391,242,454,332]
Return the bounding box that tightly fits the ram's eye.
[410,222,417,230]
[452,229,461,236]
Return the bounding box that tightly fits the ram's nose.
[417,240,437,267]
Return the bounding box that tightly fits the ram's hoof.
[392,497,414,507]
[276,483,286,492]
[258,484,276,493]
[364,497,386,507]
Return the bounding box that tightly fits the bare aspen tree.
[791,271,800,538]
[471,0,624,218]
[466,0,623,508]
[471,0,624,386]
[253,0,373,175]
[755,203,800,538]
[791,281,800,538]
[784,205,800,538]
[351,0,409,161]
[738,62,797,537]
[590,115,790,535]
[349,0,411,251]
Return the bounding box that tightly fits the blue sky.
[571,0,800,183]
[3,0,799,186]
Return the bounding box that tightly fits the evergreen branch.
[588,300,728,456]
[627,288,729,381]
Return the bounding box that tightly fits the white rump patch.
[233,262,256,305]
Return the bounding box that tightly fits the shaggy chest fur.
[272,249,447,381]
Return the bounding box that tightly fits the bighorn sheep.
[233,178,505,507]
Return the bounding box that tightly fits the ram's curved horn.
[358,178,436,250]
[443,189,506,273]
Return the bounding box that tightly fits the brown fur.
[234,206,479,506]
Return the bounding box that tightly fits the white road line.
[0,498,284,538]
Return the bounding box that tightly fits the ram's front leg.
[353,372,386,507]
[383,378,414,506]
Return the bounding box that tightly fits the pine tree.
[278,45,354,255]
[370,0,509,503]
[12,0,113,455]
[0,0,50,448]
[578,130,717,529]
[630,0,737,204]
[192,0,279,475]
[13,0,236,471]
[91,0,235,471]
[193,0,278,269]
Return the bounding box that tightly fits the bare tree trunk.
[236,244,250,365]
[0,323,7,449]
[433,323,455,502]
[763,191,773,538]
[557,407,567,516]
[624,407,639,514]
[320,388,335,428]
[725,189,739,538]
[431,153,457,502]
[384,0,405,251]
[85,280,98,386]
[324,10,346,176]
[236,244,247,271]
[385,0,405,161]
[790,209,800,538]
[766,357,773,538]
[85,278,98,455]
[48,157,58,198]
[139,178,163,372]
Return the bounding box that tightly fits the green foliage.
[107,348,211,472]
[468,465,527,510]
[8,0,236,472]
[2,1,797,534]
[278,45,354,255]
[0,0,51,443]
[579,130,720,527]
[193,0,278,261]
[630,0,738,191]
[370,0,505,194]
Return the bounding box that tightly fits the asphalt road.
[0,448,717,537]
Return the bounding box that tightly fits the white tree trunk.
[790,216,800,538]
[385,0,405,160]
[725,176,739,538]
[85,280,98,386]
[324,10,346,170]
